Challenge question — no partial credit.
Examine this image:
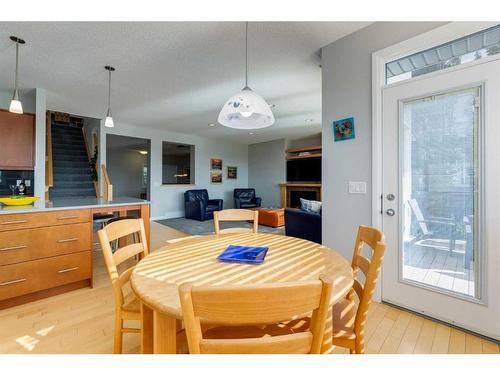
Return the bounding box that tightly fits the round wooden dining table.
[130,232,353,354]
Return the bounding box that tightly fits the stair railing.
[102,164,113,201]
[82,127,100,197]
[45,111,53,200]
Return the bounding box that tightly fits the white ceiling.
[0,22,370,144]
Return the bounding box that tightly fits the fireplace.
[279,183,322,208]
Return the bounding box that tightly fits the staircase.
[50,123,96,199]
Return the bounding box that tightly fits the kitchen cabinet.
[0,109,35,170]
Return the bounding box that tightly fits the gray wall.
[248,139,286,207]
[107,147,148,199]
[101,122,249,219]
[321,22,446,258]
[287,133,322,149]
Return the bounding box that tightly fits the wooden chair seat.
[121,293,140,315]
[331,298,357,340]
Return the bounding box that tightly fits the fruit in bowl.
[0,196,40,206]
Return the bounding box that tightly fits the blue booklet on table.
[217,245,269,265]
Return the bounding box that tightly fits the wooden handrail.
[102,164,113,201]
[82,127,100,197]
[45,111,53,200]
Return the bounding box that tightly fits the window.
[386,24,500,84]
[162,141,195,185]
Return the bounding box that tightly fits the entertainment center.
[280,145,322,208]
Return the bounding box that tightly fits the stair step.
[52,125,84,134]
[53,161,91,169]
[52,145,88,153]
[53,154,89,162]
[50,189,96,198]
[53,167,92,175]
[54,181,94,189]
[54,174,94,183]
[52,135,84,143]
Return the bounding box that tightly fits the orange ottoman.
[253,208,285,228]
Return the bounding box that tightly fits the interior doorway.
[106,134,151,200]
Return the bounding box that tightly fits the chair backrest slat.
[180,275,333,354]
[104,218,143,242]
[214,209,259,235]
[200,332,313,354]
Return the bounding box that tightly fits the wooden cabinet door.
[0,109,35,170]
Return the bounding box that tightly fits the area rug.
[156,217,285,236]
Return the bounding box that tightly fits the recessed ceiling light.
[248,132,255,135]
[208,123,216,127]
[305,119,314,123]
[139,150,148,155]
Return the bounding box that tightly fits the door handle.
[386,208,396,216]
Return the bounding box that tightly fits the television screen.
[286,157,321,182]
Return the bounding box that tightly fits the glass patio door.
[381,58,500,340]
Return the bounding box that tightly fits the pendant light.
[104,66,115,128]
[9,36,26,114]
[218,22,275,129]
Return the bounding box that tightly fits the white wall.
[100,122,249,219]
[248,139,286,207]
[107,146,148,199]
[321,22,446,259]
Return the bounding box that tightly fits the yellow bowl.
[0,196,40,206]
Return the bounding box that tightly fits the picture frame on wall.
[333,117,355,141]
[227,166,237,179]
[210,171,223,184]
[210,158,223,170]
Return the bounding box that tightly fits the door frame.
[371,21,500,301]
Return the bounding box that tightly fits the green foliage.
[89,145,98,181]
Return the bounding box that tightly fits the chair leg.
[113,312,123,354]
[355,336,365,354]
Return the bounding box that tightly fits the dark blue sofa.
[184,189,223,221]
[284,208,322,244]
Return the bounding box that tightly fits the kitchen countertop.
[0,196,150,215]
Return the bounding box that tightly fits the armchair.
[184,189,223,221]
[234,188,262,209]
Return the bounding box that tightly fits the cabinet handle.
[57,215,79,220]
[0,245,27,252]
[57,237,78,243]
[0,220,27,225]
[58,266,79,274]
[0,278,27,286]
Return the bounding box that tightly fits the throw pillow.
[300,198,322,214]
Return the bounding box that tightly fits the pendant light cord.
[245,21,248,88]
[108,69,112,112]
[14,41,19,91]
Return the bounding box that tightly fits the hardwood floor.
[0,221,497,354]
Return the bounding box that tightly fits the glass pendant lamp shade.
[218,87,275,129]
[9,90,23,114]
[218,22,274,130]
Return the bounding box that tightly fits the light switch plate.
[348,181,367,194]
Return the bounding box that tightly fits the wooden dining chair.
[179,275,333,354]
[97,218,149,354]
[213,209,259,234]
[331,225,386,354]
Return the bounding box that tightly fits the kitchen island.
[0,197,150,309]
